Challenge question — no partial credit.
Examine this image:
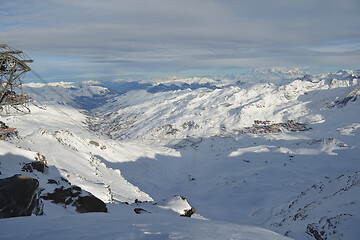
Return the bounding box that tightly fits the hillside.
[90,69,359,140]
[0,69,359,239]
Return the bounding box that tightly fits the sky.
[1,0,360,82]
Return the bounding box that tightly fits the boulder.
[181,207,196,217]
[41,186,107,213]
[134,208,151,214]
[0,174,39,218]
[22,161,46,173]
[74,196,107,213]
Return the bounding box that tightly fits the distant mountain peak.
[252,67,306,75]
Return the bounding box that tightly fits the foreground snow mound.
[160,195,196,217]
[0,206,291,240]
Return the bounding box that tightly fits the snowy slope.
[269,171,360,239]
[0,80,290,239]
[1,69,359,239]
[1,102,152,204]
[86,69,360,239]
[89,69,359,140]
[0,207,290,240]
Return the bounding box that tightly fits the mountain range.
[0,68,359,240]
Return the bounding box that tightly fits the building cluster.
[240,120,310,134]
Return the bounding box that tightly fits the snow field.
[1,69,359,239]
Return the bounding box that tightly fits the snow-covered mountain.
[1,69,359,239]
[90,69,359,140]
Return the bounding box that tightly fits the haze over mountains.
[1,68,359,239]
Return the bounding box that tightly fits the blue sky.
[1,0,360,82]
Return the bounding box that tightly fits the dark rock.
[47,179,58,184]
[134,208,151,214]
[41,186,80,204]
[74,196,107,213]
[306,224,326,240]
[0,174,39,218]
[181,207,196,217]
[22,161,46,173]
[331,85,360,108]
[41,185,107,213]
[61,177,70,184]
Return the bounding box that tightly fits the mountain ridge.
[1,69,359,239]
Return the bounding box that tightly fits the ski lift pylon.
[0,44,33,116]
[0,120,16,139]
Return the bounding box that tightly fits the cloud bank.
[1,0,360,81]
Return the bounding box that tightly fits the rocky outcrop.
[181,207,196,217]
[238,120,310,134]
[41,185,107,213]
[75,196,108,213]
[329,85,360,108]
[134,208,151,214]
[21,161,46,173]
[161,195,196,218]
[0,174,40,218]
[269,171,360,239]
[306,214,353,240]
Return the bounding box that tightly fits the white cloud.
[1,0,360,81]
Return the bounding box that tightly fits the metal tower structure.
[0,44,33,116]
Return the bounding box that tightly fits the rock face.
[41,185,107,213]
[134,208,151,214]
[269,171,360,239]
[75,196,107,213]
[21,161,46,173]
[331,85,360,108]
[0,174,39,218]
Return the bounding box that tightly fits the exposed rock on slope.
[269,171,360,239]
[330,85,360,108]
[41,185,107,213]
[0,174,40,218]
[161,195,196,218]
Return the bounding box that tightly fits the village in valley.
[237,120,310,134]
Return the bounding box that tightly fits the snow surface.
[1,69,360,239]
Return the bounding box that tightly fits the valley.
[0,69,359,239]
